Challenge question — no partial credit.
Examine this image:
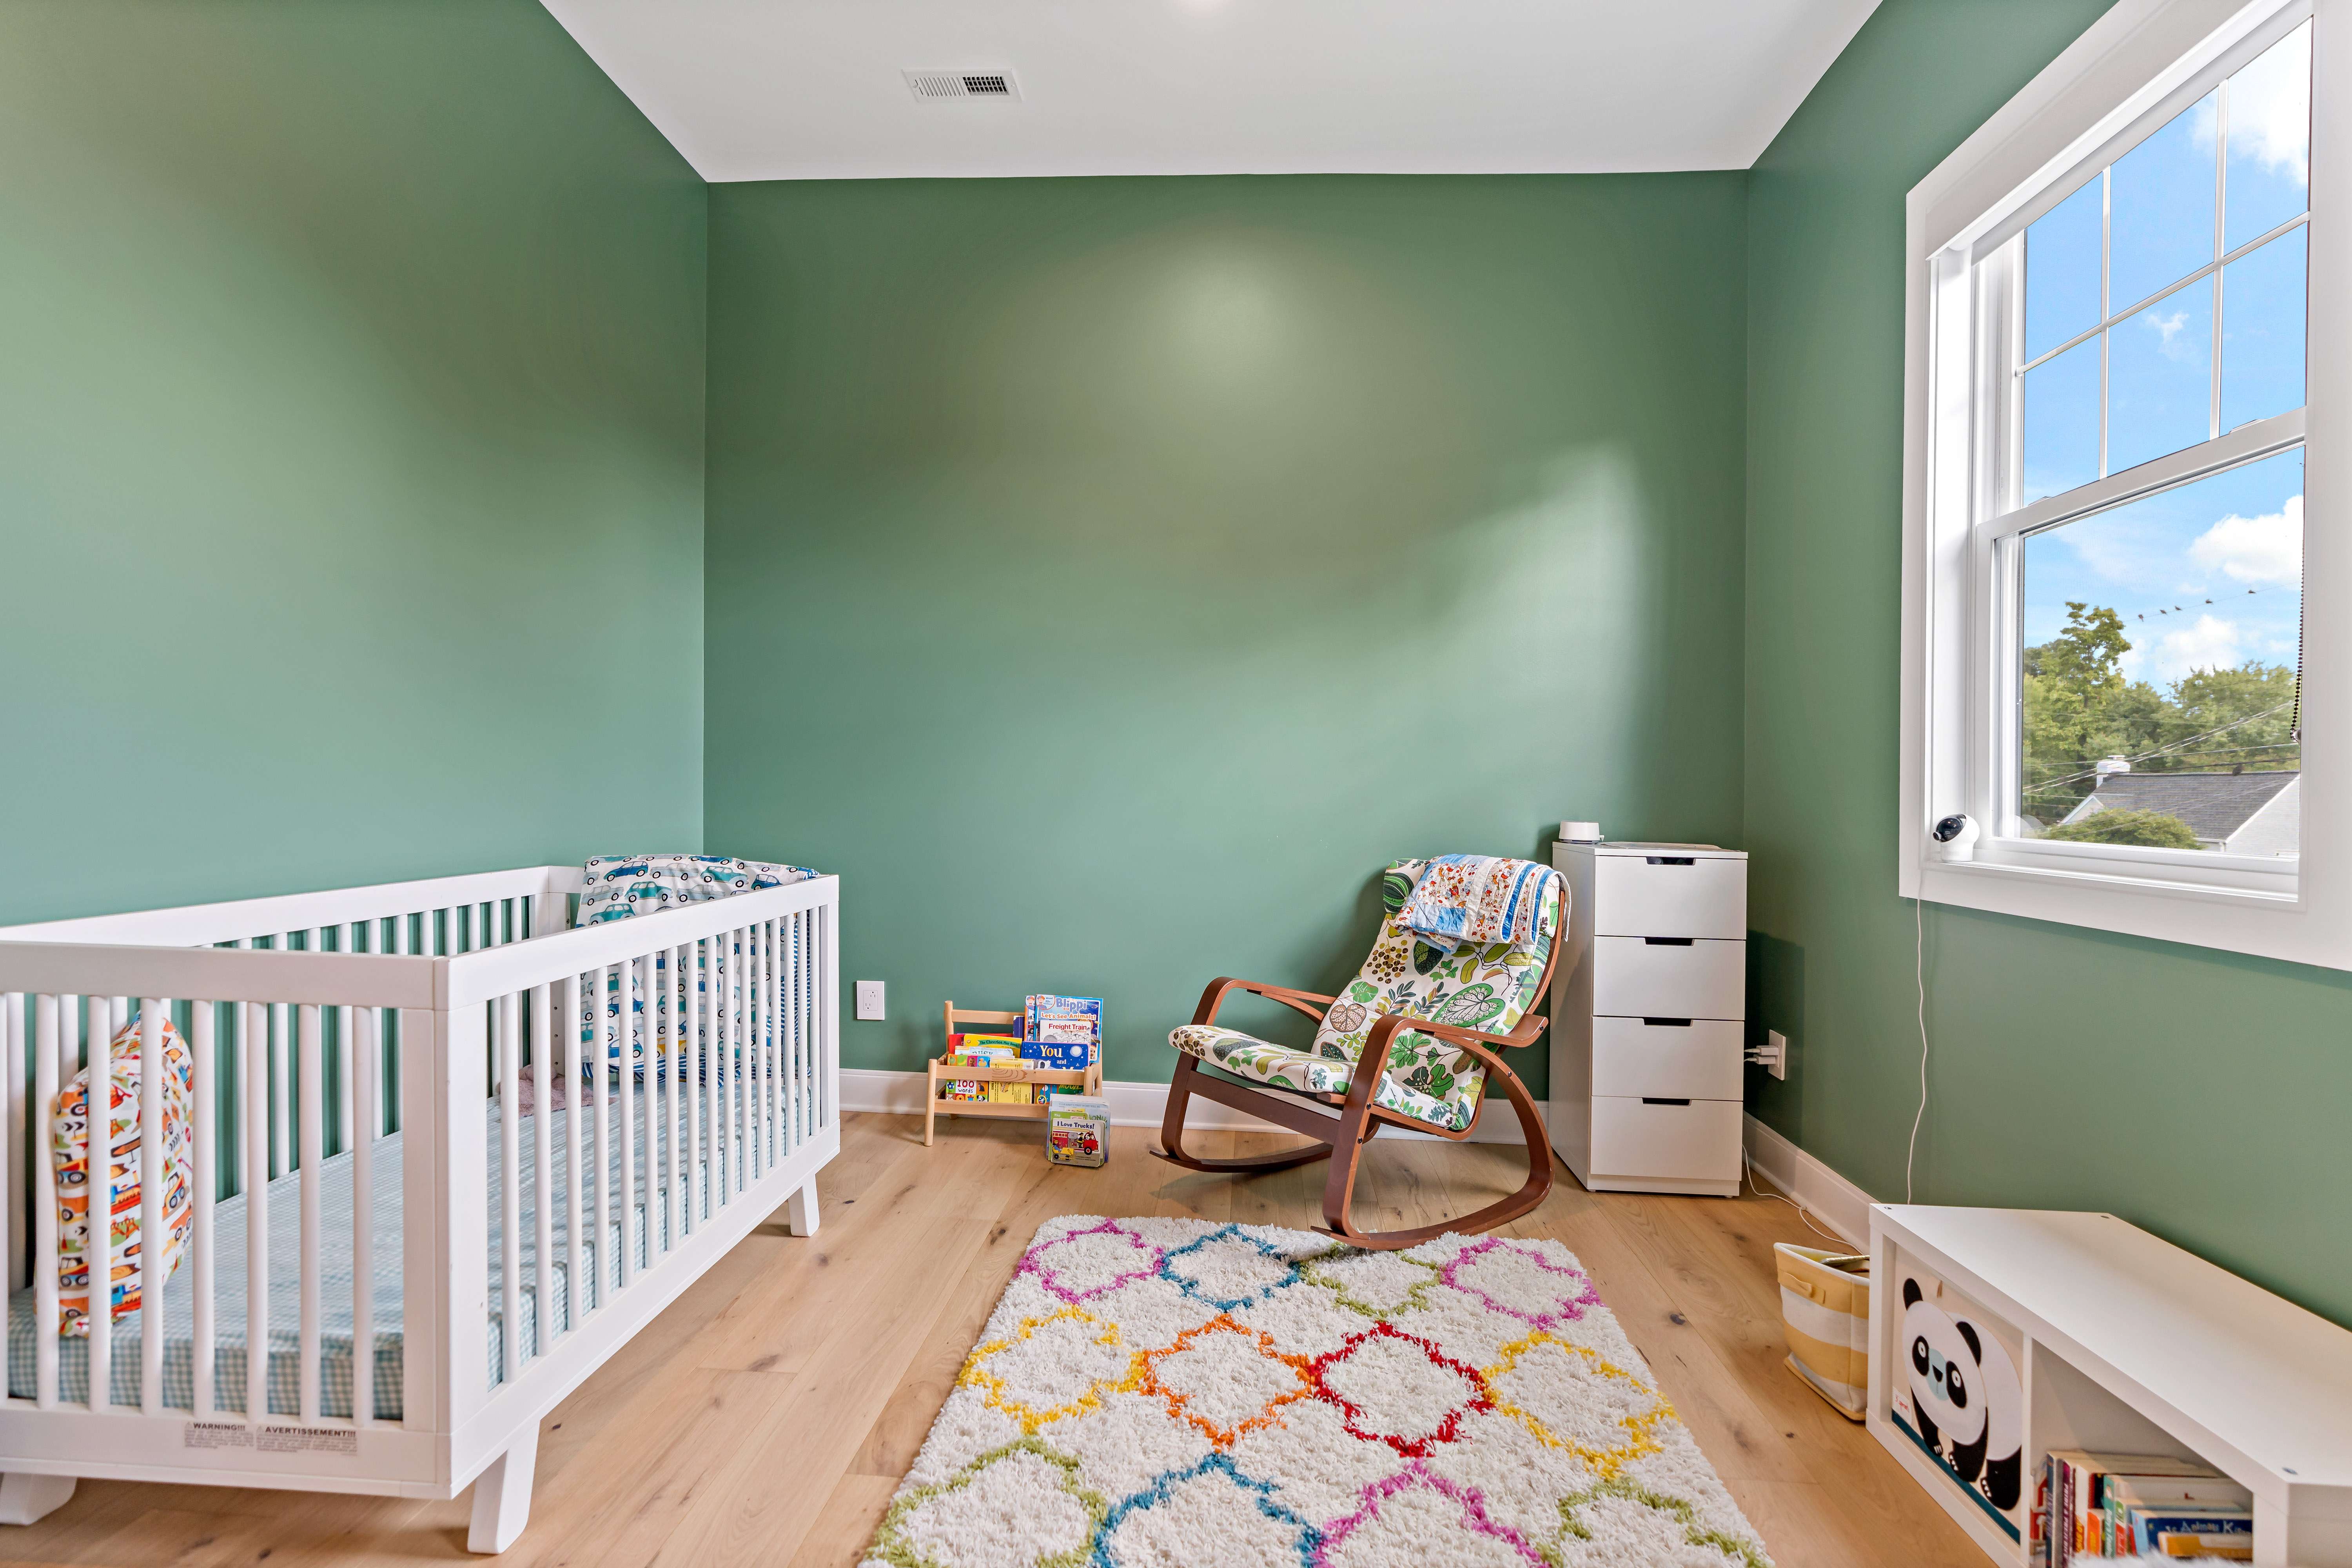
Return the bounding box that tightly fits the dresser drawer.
[1590,936,1744,1020]
[1589,1095,1742,1183]
[1593,854,1747,939]
[1591,1017,1744,1100]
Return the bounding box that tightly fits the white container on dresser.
[1548,840,1747,1197]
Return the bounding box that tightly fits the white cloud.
[2228,25,2312,185]
[2123,613,2244,686]
[2190,494,2302,584]
[2142,307,2200,363]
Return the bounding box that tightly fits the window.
[1902,0,2348,965]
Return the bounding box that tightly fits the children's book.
[1026,995,1103,1060]
[2045,1451,2228,1564]
[1045,1093,1109,1167]
[941,1037,1022,1100]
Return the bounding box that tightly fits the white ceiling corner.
[539,0,1884,182]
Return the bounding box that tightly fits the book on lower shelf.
[2039,1450,2252,1565]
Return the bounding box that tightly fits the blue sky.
[2016,23,2308,691]
[2024,447,2303,687]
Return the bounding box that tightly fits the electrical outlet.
[855,980,886,1021]
[1766,1029,1788,1080]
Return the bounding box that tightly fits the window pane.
[2018,447,2302,853]
[2022,336,2101,503]
[2224,21,2312,252]
[2109,276,2212,473]
[2109,91,2218,312]
[2026,176,2104,361]
[2221,226,2307,432]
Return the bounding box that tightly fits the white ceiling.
[539,0,1884,182]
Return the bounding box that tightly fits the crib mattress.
[6,1095,778,1419]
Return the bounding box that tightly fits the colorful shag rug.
[862,1217,1773,1567]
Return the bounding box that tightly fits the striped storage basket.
[1775,1243,1870,1419]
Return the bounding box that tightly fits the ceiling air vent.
[904,69,1021,102]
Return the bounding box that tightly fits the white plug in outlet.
[855,980,886,1021]
[1765,1029,1787,1080]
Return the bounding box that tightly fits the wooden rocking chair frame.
[1154,907,1566,1250]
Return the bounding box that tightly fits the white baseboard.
[1741,1113,1874,1248]
[839,1067,1544,1145]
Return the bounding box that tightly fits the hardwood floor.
[0,1113,1986,1568]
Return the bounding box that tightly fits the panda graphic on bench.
[1901,1276,2024,1519]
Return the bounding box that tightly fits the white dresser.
[1548,840,1747,1196]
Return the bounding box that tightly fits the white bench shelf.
[1869,1206,2352,1567]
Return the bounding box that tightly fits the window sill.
[1928,852,2298,909]
[1909,844,2338,969]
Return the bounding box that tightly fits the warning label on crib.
[259,1425,359,1455]
[183,1422,252,1450]
[183,1422,358,1455]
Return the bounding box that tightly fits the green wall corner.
[0,0,709,922]
[1744,0,2352,1326]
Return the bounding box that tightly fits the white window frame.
[1900,0,2352,965]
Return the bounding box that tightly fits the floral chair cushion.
[1167,858,1562,1132]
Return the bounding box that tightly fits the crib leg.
[465,1425,538,1555]
[0,1472,75,1526]
[786,1176,820,1237]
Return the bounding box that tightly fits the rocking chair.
[1155,857,1566,1250]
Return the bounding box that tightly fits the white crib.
[0,864,840,1553]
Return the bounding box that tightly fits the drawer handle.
[1642,936,1694,946]
[1641,1017,1693,1027]
[1646,856,1697,866]
[1641,1097,1693,1107]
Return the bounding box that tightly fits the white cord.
[1742,1147,1846,1245]
[1907,897,1928,1204]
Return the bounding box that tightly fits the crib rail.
[0,869,839,1497]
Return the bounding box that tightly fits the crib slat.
[730,932,744,1200]
[193,998,216,1418]
[592,965,611,1314]
[709,938,727,1209]
[297,1004,323,1424]
[352,1005,376,1425]
[618,958,635,1289]
[532,980,552,1361]
[5,993,21,1306]
[242,1002,268,1424]
[270,946,291,1181]
[32,995,58,1408]
[498,989,521,1382]
[563,974,584,1325]
[334,923,354,1154]
[747,924,762,1181]
[667,946,683,1240]
[654,949,673,1260]
[564,973,584,1328]
[762,922,776,1170]
[678,947,697,1231]
[91,998,113,1412]
[767,919,781,1163]
[793,912,808,1150]
[1,995,15,1370]
[139,1000,166,1414]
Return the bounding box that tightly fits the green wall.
[706,176,1750,1091]
[1744,0,2352,1325]
[0,1,708,924]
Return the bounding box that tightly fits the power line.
[2029,701,2297,792]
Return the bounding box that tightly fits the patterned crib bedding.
[5,1094,785,1419]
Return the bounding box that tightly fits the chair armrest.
[1354,1010,1550,1099]
[1191,976,1338,1028]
